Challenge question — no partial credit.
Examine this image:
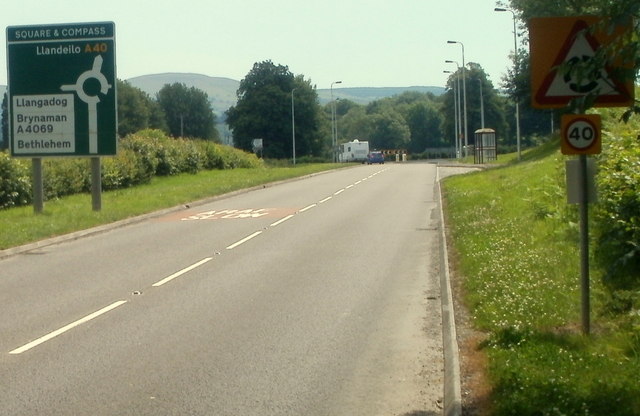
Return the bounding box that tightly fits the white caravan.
[338,140,369,162]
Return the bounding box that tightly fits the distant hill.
[315,86,445,105]
[125,73,445,117]
[126,73,239,119]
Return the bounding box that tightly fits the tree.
[404,101,445,152]
[157,83,219,141]
[338,105,371,143]
[367,109,411,150]
[501,50,560,142]
[465,63,509,143]
[336,93,447,153]
[226,60,325,159]
[442,64,509,147]
[117,80,167,137]
[291,75,327,158]
[502,0,610,21]
[391,92,445,151]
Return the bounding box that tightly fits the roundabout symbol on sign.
[561,114,601,155]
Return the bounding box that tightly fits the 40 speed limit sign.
[561,114,601,155]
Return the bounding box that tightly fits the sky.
[1,0,518,89]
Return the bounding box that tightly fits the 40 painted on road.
[181,208,294,221]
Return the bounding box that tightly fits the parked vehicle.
[367,151,385,164]
[338,140,369,162]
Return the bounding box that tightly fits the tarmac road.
[0,162,457,415]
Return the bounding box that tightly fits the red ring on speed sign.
[561,114,601,155]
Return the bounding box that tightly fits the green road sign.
[6,22,117,157]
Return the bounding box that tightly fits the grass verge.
[442,142,640,415]
[0,164,344,250]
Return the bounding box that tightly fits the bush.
[198,140,227,170]
[0,129,263,210]
[119,132,159,182]
[0,152,31,208]
[295,155,330,164]
[204,143,262,169]
[102,149,143,190]
[595,111,640,290]
[43,158,90,199]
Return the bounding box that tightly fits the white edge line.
[9,300,127,355]
[226,231,263,250]
[153,257,213,287]
[299,204,316,213]
[270,214,294,227]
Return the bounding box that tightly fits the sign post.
[6,22,117,211]
[561,114,602,335]
[530,16,634,335]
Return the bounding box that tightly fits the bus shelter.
[474,128,497,164]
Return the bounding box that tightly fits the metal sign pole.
[579,153,590,334]
[32,158,44,213]
[562,112,600,335]
[91,157,102,211]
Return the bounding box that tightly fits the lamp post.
[444,71,459,159]
[291,88,297,165]
[495,7,521,160]
[335,97,341,154]
[330,80,342,162]
[442,71,460,159]
[445,60,463,159]
[447,40,468,157]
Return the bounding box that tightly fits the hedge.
[594,109,640,293]
[0,129,262,209]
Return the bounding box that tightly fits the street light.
[447,40,468,157]
[495,7,521,160]
[291,88,297,165]
[444,70,459,159]
[445,60,463,159]
[331,81,342,162]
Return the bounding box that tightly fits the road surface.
[0,163,448,415]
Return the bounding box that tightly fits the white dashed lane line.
[8,167,390,354]
[299,204,316,213]
[153,257,213,287]
[270,214,295,227]
[9,300,128,355]
[226,231,263,250]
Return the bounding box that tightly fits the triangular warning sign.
[533,18,633,108]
